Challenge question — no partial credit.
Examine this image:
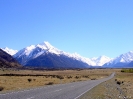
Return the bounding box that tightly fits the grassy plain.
[1,68,132,99]
[0,68,113,92]
[80,68,133,99]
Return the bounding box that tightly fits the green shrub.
[121,69,133,73]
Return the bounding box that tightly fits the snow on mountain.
[1,47,18,55]
[91,56,112,66]
[104,51,133,67]
[64,52,96,66]
[3,42,133,68]
[14,41,112,66]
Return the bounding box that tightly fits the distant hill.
[0,49,21,68]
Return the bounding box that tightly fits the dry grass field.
[0,68,132,99]
[0,68,114,93]
[80,69,133,99]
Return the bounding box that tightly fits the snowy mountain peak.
[36,41,54,50]
[1,47,18,56]
[26,45,35,51]
[13,41,113,66]
[98,55,111,60]
[14,41,61,64]
[90,55,112,66]
[104,51,133,67]
[129,51,133,53]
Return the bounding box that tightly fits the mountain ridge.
[13,41,112,67]
[103,51,133,67]
[1,41,133,68]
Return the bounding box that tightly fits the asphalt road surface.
[0,73,115,99]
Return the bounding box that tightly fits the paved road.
[0,73,115,99]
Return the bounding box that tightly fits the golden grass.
[80,69,133,99]
[115,71,133,98]
[0,69,113,92]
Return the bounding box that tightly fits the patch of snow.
[1,47,18,55]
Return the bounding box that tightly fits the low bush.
[0,86,4,91]
[91,78,96,80]
[82,75,89,78]
[56,75,64,79]
[75,76,79,79]
[121,69,133,73]
[117,81,121,85]
[28,78,32,82]
[67,76,72,79]
[45,82,54,85]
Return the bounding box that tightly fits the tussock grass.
[0,69,113,92]
[45,82,54,85]
[81,69,133,99]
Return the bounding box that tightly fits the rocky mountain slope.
[0,49,21,68]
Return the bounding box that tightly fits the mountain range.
[1,41,133,68]
[0,49,21,68]
[103,51,133,68]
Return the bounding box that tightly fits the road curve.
[0,73,115,99]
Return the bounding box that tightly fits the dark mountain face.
[127,61,133,67]
[0,49,21,68]
[25,53,89,69]
[103,62,129,68]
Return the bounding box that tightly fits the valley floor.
[80,70,133,99]
[0,68,132,99]
[0,68,112,92]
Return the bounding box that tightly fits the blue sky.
[0,0,133,58]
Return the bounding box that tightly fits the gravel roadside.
[80,77,132,99]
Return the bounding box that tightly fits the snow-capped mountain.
[14,41,112,67]
[103,51,133,67]
[13,42,90,68]
[1,47,18,56]
[4,41,133,68]
[91,56,112,66]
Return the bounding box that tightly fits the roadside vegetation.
[81,69,133,99]
[0,68,112,92]
[121,68,133,73]
[1,68,132,98]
